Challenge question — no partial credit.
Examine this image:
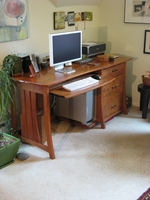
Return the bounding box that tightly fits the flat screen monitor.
[49,30,82,73]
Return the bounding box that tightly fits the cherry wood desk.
[14,56,131,159]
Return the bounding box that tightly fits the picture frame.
[53,12,65,30]
[143,30,150,54]
[0,0,28,43]
[124,0,150,24]
[68,12,75,26]
[29,65,36,77]
[74,12,81,22]
[84,12,93,21]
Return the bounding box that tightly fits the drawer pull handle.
[112,69,118,72]
[112,85,117,89]
[111,105,116,108]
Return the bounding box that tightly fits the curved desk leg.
[18,83,55,159]
[42,87,55,159]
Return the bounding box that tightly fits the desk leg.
[43,87,55,159]
[20,90,40,142]
[96,88,106,129]
[20,89,28,139]
[19,85,55,159]
[123,79,127,115]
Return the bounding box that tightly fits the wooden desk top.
[14,56,132,88]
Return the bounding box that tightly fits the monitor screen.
[49,30,82,72]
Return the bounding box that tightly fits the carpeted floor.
[1,106,150,200]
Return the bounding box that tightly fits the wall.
[98,0,150,107]
[0,0,101,63]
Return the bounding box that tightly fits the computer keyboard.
[62,77,99,91]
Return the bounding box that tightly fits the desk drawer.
[101,63,125,77]
[102,74,125,98]
[102,94,123,119]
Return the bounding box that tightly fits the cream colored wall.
[0,0,101,63]
[99,0,150,107]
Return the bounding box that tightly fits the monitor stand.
[55,63,75,74]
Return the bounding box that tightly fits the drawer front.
[102,74,125,98]
[102,93,123,119]
[101,63,125,77]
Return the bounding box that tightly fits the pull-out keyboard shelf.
[50,76,115,98]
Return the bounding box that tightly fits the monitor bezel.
[49,30,82,71]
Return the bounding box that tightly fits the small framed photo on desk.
[29,65,36,77]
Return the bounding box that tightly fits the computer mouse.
[91,74,101,80]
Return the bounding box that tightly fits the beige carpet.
[1,106,150,200]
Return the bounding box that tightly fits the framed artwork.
[54,12,65,30]
[143,30,150,54]
[0,0,28,43]
[81,12,85,21]
[68,12,75,26]
[84,12,93,21]
[124,0,150,24]
[74,13,81,22]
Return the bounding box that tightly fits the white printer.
[82,42,106,57]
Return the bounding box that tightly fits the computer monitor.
[49,30,82,73]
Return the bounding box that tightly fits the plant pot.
[13,60,23,76]
[0,133,20,169]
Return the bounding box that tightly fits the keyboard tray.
[50,76,115,99]
[62,77,99,92]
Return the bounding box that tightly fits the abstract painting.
[54,12,65,30]
[0,0,28,43]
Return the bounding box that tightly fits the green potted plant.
[2,54,23,76]
[0,69,20,169]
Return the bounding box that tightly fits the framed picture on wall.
[84,12,93,21]
[0,0,28,42]
[124,0,150,24]
[53,12,65,30]
[143,30,150,54]
[68,12,75,26]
